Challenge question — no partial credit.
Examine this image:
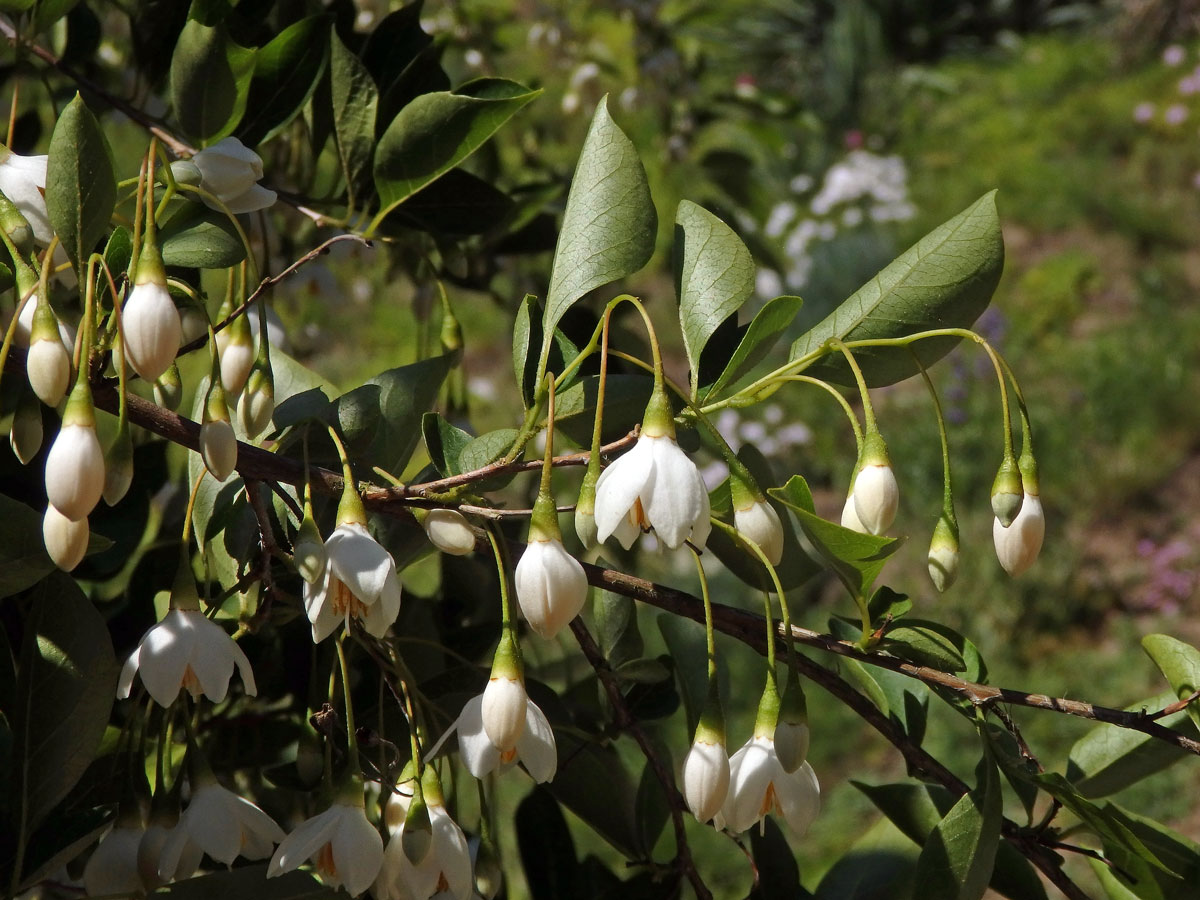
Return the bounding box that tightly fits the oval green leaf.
[169,18,255,144]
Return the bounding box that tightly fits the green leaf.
[100,226,132,304]
[169,18,255,144]
[912,756,1002,900]
[156,862,338,898]
[839,657,891,717]
[770,475,903,599]
[750,817,810,899]
[547,733,646,858]
[517,787,582,899]
[702,294,804,401]
[553,374,654,447]
[512,294,584,409]
[329,29,378,211]
[881,620,968,673]
[595,591,644,671]
[159,202,245,268]
[657,612,710,735]
[11,574,117,834]
[334,354,457,476]
[458,428,518,473]
[1141,634,1200,730]
[541,97,656,349]
[31,0,78,32]
[421,412,472,477]
[44,93,116,279]
[674,200,754,395]
[238,15,329,147]
[789,191,1004,387]
[373,79,538,223]
[269,350,336,432]
[1066,691,1196,799]
[1100,803,1200,900]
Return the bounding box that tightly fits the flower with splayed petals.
[0,146,51,245]
[303,521,402,641]
[455,683,556,783]
[375,777,473,900]
[83,816,145,898]
[185,137,277,214]
[267,794,383,897]
[718,735,820,835]
[160,777,285,873]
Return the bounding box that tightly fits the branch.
[569,618,711,900]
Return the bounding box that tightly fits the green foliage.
[169,17,255,144]
[45,94,116,279]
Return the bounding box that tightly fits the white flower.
[0,147,51,245]
[840,491,866,533]
[594,433,711,550]
[199,418,238,482]
[515,537,587,638]
[851,463,898,535]
[734,498,784,565]
[122,279,181,383]
[190,137,277,214]
[83,822,145,898]
[116,608,257,707]
[139,815,202,889]
[26,325,71,407]
[45,422,105,521]
[43,504,89,571]
[481,675,528,751]
[456,688,556,783]
[773,721,810,774]
[217,326,255,398]
[681,737,729,823]
[268,799,383,898]
[302,522,402,641]
[238,366,274,439]
[718,735,820,835]
[423,508,476,556]
[993,492,1045,577]
[375,797,473,900]
[161,779,285,871]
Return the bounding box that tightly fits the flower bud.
[43,504,89,571]
[103,422,135,506]
[122,254,181,383]
[168,159,203,187]
[850,433,899,535]
[45,395,105,521]
[0,190,33,255]
[990,457,1024,527]
[216,313,254,399]
[237,362,274,439]
[199,419,237,482]
[927,512,960,592]
[26,299,71,407]
[0,146,51,246]
[574,466,599,552]
[734,496,784,566]
[188,137,276,214]
[473,838,503,900]
[840,490,866,533]
[153,363,183,411]
[10,385,43,463]
[421,508,476,556]
[481,674,527,751]
[774,672,810,773]
[401,792,432,865]
[681,736,730,824]
[993,491,1044,576]
[293,513,326,583]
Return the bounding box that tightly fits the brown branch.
[569,619,711,900]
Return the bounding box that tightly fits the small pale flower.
[45,422,105,521]
[123,279,182,383]
[422,508,476,556]
[267,798,383,897]
[851,463,899,535]
[681,737,729,824]
[26,301,71,407]
[993,491,1045,577]
[456,688,556,783]
[734,497,784,565]
[117,608,257,707]
[481,675,528,751]
[138,815,202,889]
[0,147,51,245]
[187,137,277,214]
[375,795,473,900]
[83,821,145,898]
[302,522,402,641]
[43,504,89,571]
[840,490,866,533]
[594,433,711,550]
[718,735,820,835]
[515,537,587,638]
[199,418,238,482]
[161,779,285,870]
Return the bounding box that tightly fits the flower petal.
[327,524,397,605]
[594,437,654,543]
[456,694,500,779]
[644,437,706,549]
[328,806,383,898]
[722,738,775,834]
[775,761,821,836]
[268,808,339,878]
[137,613,194,707]
[516,698,557,783]
[116,645,142,699]
[187,614,238,703]
[430,806,474,900]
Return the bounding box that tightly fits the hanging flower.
[303,522,402,641]
[83,818,145,898]
[515,535,587,639]
[840,490,866,533]
[123,259,181,384]
[161,778,285,870]
[44,397,105,522]
[375,779,474,900]
[238,361,275,440]
[731,473,784,566]
[26,297,71,407]
[681,735,729,824]
[993,491,1044,577]
[185,137,277,214]
[138,813,202,889]
[116,607,257,707]
[0,146,52,245]
[267,796,383,898]
[718,735,820,835]
[455,684,556,783]
[594,432,712,550]
[216,312,255,399]
[43,504,89,572]
[421,508,476,557]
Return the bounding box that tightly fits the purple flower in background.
[1133,102,1155,123]
[1165,104,1188,125]
[1163,45,1186,67]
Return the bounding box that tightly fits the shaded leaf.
[45,94,116,279]
[750,816,811,898]
[159,202,245,268]
[702,294,804,401]
[881,620,968,673]
[329,29,377,210]
[517,787,582,900]
[790,192,1004,387]
[238,14,330,147]
[547,733,645,858]
[169,18,255,144]
[912,755,1001,900]
[422,412,472,477]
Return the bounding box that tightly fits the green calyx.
[1018,447,1039,498]
[29,293,60,344]
[529,488,562,542]
[778,667,808,727]
[61,378,97,428]
[134,231,166,287]
[490,629,524,682]
[730,467,764,512]
[335,478,367,527]
[753,670,781,739]
[154,362,183,411]
[169,544,202,612]
[859,430,891,468]
[641,385,676,439]
[693,673,726,746]
[204,370,230,425]
[0,192,32,255]
[402,786,433,864]
[990,455,1024,526]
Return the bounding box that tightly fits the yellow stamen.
[331,577,367,620]
[316,842,337,878]
[182,664,201,696]
[759,782,780,818]
[630,497,650,532]
[500,747,518,765]
[436,873,450,893]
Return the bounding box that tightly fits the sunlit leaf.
[45,93,116,279]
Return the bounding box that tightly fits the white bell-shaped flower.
[161,778,285,871]
[238,363,275,439]
[851,463,899,535]
[123,278,181,384]
[0,147,51,244]
[515,537,587,638]
[187,136,277,214]
[422,508,476,556]
[83,820,146,898]
[43,503,89,571]
[718,735,820,835]
[681,736,729,824]
[773,721,811,775]
[594,432,712,550]
[293,512,327,584]
[481,675,528,751]
[303,521,402,641]
[840,490,866,533]
[26,302,71,407]
[993,491,1044,576]
[45,421,105,521]
[374,786,473,900]
[734,496,784,566]
[456,686,556,783]
[216,314,255,399]
[117,608,257,707]
[138,814,201,889]
[199,418,238,482]
[267,796,383,897]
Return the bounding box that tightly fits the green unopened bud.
[574,463,599,551]
[10,384,43,463]
[0,192,33,256]
[641,385,675,439]
[439,301,462,353]
[990,456,1024,527]
[153,362,183,410]
[401,788,432,865]
[774,670,810,773]
[103,420,135,505]
[927,511,960,593]
[168,159,203,187]
[294,512,326,583]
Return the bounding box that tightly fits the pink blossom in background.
[1163,44,1186,67]
[1165,103,1188,125]
[1133,102,1155,123]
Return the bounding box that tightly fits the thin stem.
[486,526,515,630]
[828,338,877,434]
[780,375,864,452]
[538,373,556,499]
[688,547,717,678]
[182,470,206,545]
[913,354,955,516]
[336,634,360,773]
